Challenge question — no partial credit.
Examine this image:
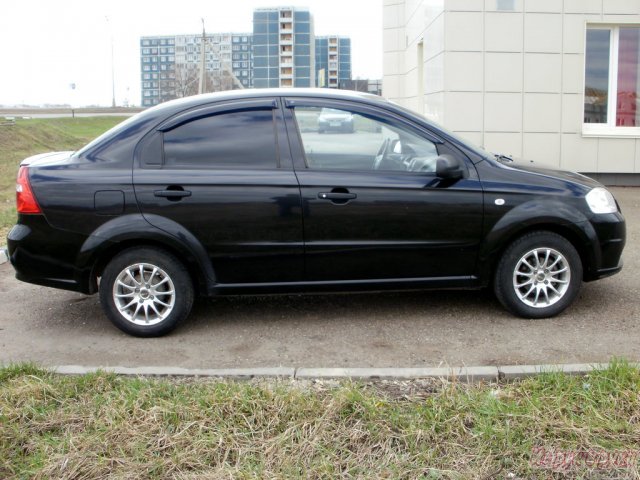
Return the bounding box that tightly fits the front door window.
[293,106,440,173]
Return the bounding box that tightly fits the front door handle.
[318,192,357,200]
[317,188,357,205]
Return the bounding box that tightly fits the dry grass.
[1,361,640,479]
[0,117,126,241]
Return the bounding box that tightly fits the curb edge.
[39,363,633,381]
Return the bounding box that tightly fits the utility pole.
[198,18,206,95]
[106,16,116,107]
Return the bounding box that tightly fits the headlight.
[585,187,618,214]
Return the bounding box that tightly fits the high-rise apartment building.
[315,36,352,88]
[252,7,315,88]
[141,7,354,105]
[140,33,252,107]
[140,36,176,107]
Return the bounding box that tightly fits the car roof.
[145,88,388,116]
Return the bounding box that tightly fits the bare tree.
[173,64,237,98]
[174,65,200,98]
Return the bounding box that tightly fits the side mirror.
[436,154,465,180]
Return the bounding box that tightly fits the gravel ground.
[0,187,638,369]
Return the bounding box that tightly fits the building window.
[584,25,640,135]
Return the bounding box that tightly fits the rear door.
[133,98,304,284]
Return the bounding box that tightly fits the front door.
[285,99,484,282]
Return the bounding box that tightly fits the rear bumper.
[6,216,93,294]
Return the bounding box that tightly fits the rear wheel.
[494,231,582,318]
[99,247,194,337]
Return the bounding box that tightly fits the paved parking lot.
[1,187,638,369]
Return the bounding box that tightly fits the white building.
[140,33,252,107]
[383,0,640,184]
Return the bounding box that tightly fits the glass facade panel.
[294,22,310,34]
[295,67,310,78]
[254,57,268,67]
[616,28,640,127]
[584,29,610,124]
[295,34,310,44]
[295,55,310,67]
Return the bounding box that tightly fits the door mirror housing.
[436,154,465,180]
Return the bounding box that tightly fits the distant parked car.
[317,107,354,133]
[5,89,626,337]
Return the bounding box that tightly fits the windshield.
[386,100,491,159]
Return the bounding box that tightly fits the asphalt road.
[1,187,638,369]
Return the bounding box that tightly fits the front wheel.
[494,231,582,318]
[99,247,194,337]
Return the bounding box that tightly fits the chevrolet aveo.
[5,89,626,337]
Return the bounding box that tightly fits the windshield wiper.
[494,153,513,163]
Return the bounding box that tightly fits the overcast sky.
[0,0,382,107]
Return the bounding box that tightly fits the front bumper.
[584,211,626,281]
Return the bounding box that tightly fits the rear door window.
[163,109,278,169]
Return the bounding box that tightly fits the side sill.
[209,276,479,296]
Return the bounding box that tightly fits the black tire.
[99,247,194,337]
[494,231,582,319]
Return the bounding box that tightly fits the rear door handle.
[154,189,192,198]
[318,192,357,200]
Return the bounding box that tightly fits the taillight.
[16,166,42,214]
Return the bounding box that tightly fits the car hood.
[20,151,75,167]
[498,157,602,190]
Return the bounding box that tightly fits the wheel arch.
[479,220,599,286]
[76,214,215,296]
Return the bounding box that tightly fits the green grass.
[0,117,126,241]
[1,361,639,478]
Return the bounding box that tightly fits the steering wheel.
[373,138,392,170]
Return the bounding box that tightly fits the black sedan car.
[5,89,626,337]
